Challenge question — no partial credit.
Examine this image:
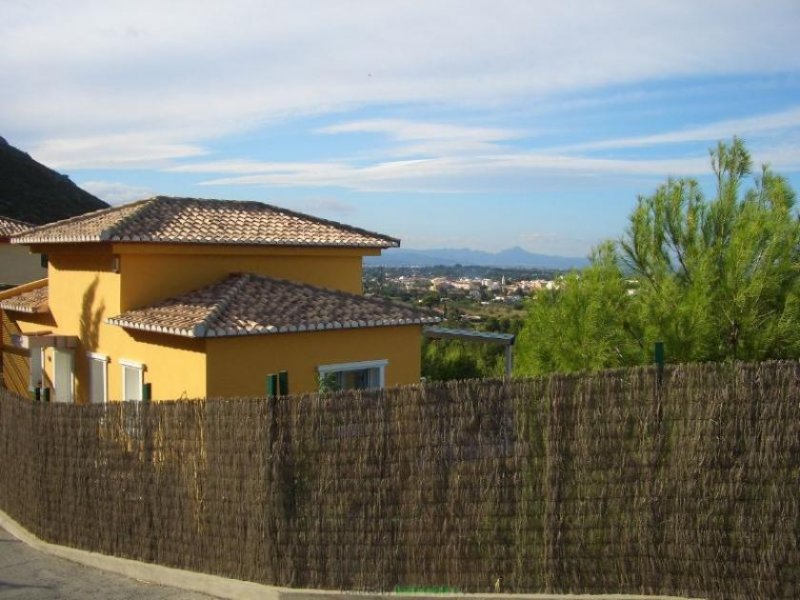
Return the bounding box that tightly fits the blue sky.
[2,1,800,257]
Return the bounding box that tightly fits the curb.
[0,508,704,600]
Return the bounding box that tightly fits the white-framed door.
[53,349,74,403]
[120,359,144,402]
[88,353,109,404]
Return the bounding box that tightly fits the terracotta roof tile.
[0,284,49,313]
[12,196,400,248]
[0,215,33,238]
[107,274,440,338]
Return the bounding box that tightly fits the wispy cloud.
[166,160,349,175]
[191,153,712,192]
[30,133,207,170]
[549,106,800,153]
[289,197,357,217]
[80,181,156,204]
[161,104,800,194]
[3,2,800,255]
[317,118,528,157]
[3,1,799,164]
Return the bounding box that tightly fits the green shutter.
[266,373,278,397]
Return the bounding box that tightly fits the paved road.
[0,526,216,599]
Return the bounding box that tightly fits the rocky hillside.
[0,136,108,224]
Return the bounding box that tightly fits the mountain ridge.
[366,245,589,269]
[0,136,109,225]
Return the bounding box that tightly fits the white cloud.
[288,198,357,217]
[549,106,800,152]
[192,153,713,192]
[318,119,523,143]
[2,1,799,165]
[318,118,527,157]
[166,159,349,175]
[158,106,800,194]
[187,139,800,193]
[30,134,206,170]
[79,181,156,204]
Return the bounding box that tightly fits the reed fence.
[0,361,797,598]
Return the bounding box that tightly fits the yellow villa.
[0,196,439,403]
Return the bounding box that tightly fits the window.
[88,353,109,404]
[120,359,144,402]
[318,359,388,392]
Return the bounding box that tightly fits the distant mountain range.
[365,246,589,269]
[0,136,108,225]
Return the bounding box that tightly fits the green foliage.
[516,242,646,375]
[516,138,800,376]
[422,315,523,381]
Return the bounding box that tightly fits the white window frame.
[318,359,388,391]
[120,359,145,402]
[87,352,109,404]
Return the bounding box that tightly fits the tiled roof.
[12,196,400,248]
[107,273,440,338]
[0,284,49,313]
[0,215,33,238]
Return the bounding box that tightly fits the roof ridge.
[151,196,401,247]
[191,273,252,337]
[254,201,401,247]
[11,197,154,243]
[12,196,398,248]
[97,197,158,241]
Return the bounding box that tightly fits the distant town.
[364,265,564,328]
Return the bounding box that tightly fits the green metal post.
[42,388,50,403]
[143,383,152,401]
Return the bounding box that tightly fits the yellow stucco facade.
[206,325,422,397]
[2,241,423,403]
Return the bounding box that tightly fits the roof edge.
[0,278,48,302]
[108,313,442,339]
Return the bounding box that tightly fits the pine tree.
[516,138,800,376]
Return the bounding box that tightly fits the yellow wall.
[206,325,423,397]
[114,244,368,311]
[4,249,207,403]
